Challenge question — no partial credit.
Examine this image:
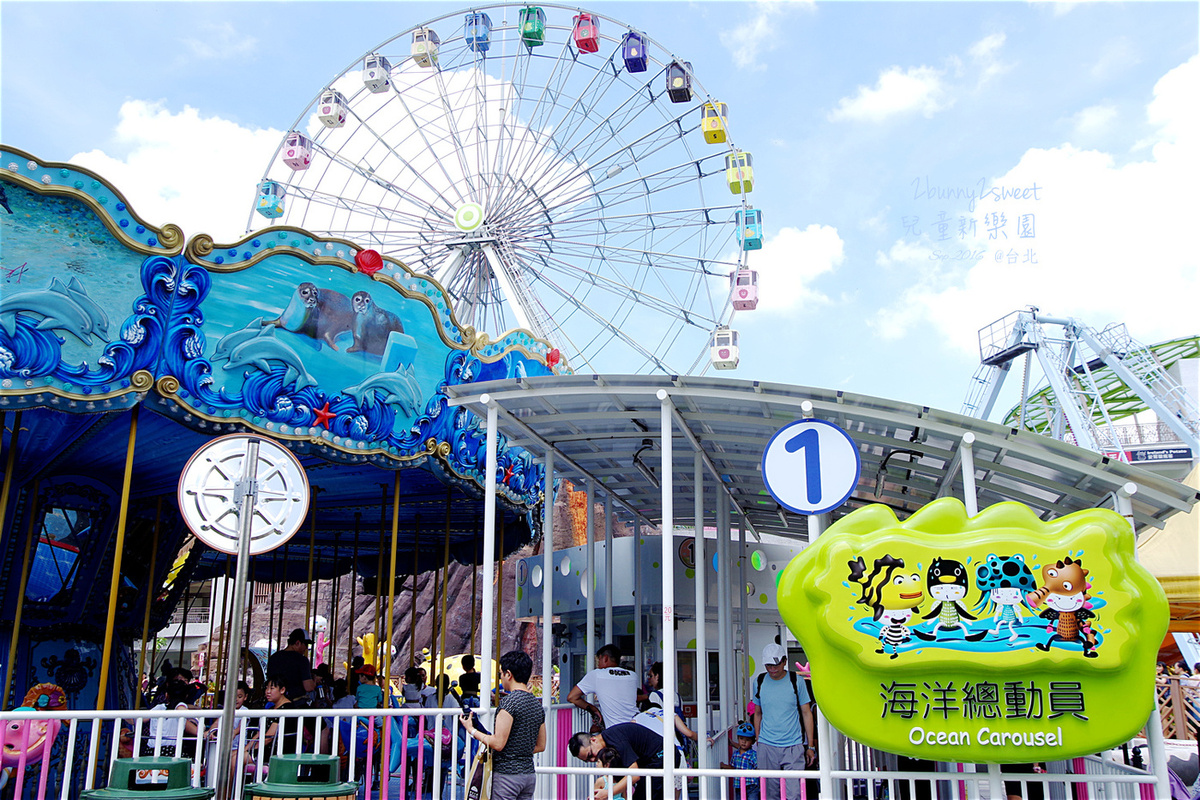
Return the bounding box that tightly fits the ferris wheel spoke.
[430,68,483,199]
[376,74,473,209]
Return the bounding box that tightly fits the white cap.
[762,642,787,666]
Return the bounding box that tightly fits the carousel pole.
[243,563,254,682]
[217,557,232,694]
[268,553,277,651]
[94,405,139,709]
[135,497,163,710]
[1,480,39,712]
[374,484,386,661]
[0,410,23,555]
[178,580,195,667]
[436,489,452,703]
[470,519,479,659]
[383,472,401,692]
[410,518,418,667]
[349,513,360,672]
[330,531,340,671]
[275,545,285,651]
[305,499,316,633]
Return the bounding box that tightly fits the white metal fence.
[0,704,1164,800]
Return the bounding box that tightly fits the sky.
[2,0,1197,419]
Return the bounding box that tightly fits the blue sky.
[3,1,1197,418]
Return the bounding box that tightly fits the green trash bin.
[81,757,214,800]
[243,754,357,800]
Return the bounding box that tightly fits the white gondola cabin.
[412,27,441,67]
[465,12,492,52]
[255,180,286,219]
[317,90,348,128]
[731,268,759,311]
[736,207,763,251]
[710,326,740,370]
[282,132,313,171]
[363,54,392,93]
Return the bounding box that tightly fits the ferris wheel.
[251,3,760,375]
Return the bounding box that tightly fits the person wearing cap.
[354,664,384,710]
[720,722,759,796]
[752,642,815,800]
[267,629,316,704]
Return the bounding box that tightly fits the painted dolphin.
[0,277,110,345]
[343,364,423,417]
[61,277,111,342]
[222,326,318,390]
[211,317,266,362]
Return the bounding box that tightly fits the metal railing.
[0,703,1163,800]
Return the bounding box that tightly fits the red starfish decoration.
[313,401,335,429]
[502,463,516,483]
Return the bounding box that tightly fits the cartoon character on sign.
[848,555,924,659]
[914,558,987,642]
[974,553,1038,643]
[1027,557,1099,657]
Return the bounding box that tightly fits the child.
[354,664,384,710]
[592,746,626,800]
[720,722,758,796]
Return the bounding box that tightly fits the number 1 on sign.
[785,428,822,505]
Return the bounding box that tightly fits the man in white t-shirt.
[567,643,639,732]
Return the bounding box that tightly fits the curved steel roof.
[447,374,1199,538]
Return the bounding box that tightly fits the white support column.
[1118,482,1172,796]
[586,478,596,660]
[960,432,979,516]
[480,397,498,717]
[808,512,838,800]
[738,515,749,707]
[658,390,677,796]
[541,451,554,725]
[604,493,614,645]
[716,491,731,732]
[693,451,710,800]
[634,522,643,676]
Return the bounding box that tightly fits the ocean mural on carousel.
[0,147,567,509]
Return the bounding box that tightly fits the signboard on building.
[776,498,1169,762]
[1129,447,1193,463]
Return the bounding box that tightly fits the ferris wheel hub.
[453,202,486,233]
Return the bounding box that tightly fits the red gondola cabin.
[573,13,599,53]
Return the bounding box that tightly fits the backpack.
[755,671,809,746]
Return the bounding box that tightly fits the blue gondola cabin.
[731,268,759,311]
[736,208,763,251]
[465,12,492,52]
[726,151,754,194]
[667,61,693,103]
[520,7,546,47]
[622,31,647,72]
[317,89,348,128]
[363,54,391,93]
[711,326,740,370]
[282,132,313,171]
[412,27,441,67]
[702,101,728,144]
[573,13,599,53]
[255,180,286,219]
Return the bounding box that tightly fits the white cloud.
[829,66,950,123]
[1090,38,1139,80]
[70,101,283,240]
[181,22,257,61]
[749,224,845,313]
[968,32,1012,85]
[719,1,811,72]
[1071,104,1118,138]
[873,55,1200,355]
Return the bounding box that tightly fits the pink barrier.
[381,715,391,800]
[416,715,426,797]
[365,717,376,796]
[556,708,571,799]
[399,715,409,798]
[1072,758,1089,800]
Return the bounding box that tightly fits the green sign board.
[777,498,1168,763]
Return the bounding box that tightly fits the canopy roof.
[448,374,1200,539]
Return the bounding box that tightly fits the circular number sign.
[762,419,860,515]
